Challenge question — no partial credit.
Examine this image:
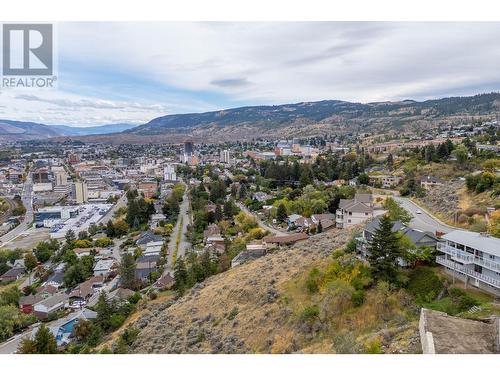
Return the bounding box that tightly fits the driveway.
[236,202,287,237]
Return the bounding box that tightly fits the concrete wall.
[419,309,436,354]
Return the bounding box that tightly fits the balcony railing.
[437,243,500,273]
[436,256,500,289]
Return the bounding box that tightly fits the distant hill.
[52,123,139,136]
[0,120,138,142]
[114,92,499,142]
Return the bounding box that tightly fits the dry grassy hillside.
[129,229,420,354]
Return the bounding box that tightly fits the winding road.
[394,196,457,234]
[236,202,287,237]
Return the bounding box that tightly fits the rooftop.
[442,230,500,257]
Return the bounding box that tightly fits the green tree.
[120,253,137,290]
[276,203,288,223]
[19,324,58,354]
[173,258,188,293]
[368,215,404,283]
[65,229,76,244]
[452,144,468,166]
[317,220,323,233]
[24,252,38,272]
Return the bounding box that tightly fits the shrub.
[365,337,382,354]
[300,305,320,323]
[305,268,321,294]
[351,290,365,307]
[406,267,443,303]
[227,306,239,320]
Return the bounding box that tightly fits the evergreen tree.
[214,205,223,222]
[317,220,323,233]
[173,258,188,293]
[120,253,137,290]
[276,203,288,223]
[368,215,403,284]
[238,183,247,200]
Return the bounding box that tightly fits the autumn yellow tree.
[488,210,500,238]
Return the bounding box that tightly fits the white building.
[163,164,177,182]
[220,149,230,164]
[336,193,374,228]
[436,230,500,296]
[72,181,88,203]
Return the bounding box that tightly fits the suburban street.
[0,179,34,247]
[163,188,191,276]
[394,196,457,234]
[236,202,287,236]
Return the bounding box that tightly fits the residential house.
[19,294,44,314]
[36,285,58,299]
[150,213,166,228]
[263,232,308,248]
[93,259,115,278]
[143,241,163,256]
[253,192,272,202]
[33,293,69,319]
[0,266,26,282]
[135,258,158,282]
[68,276,104,306]
[45,263,65,289]
[369,175,402,188]
[136,231,163,248]
[105,288,135,304]
[154,273,175,290]
[336,193,374,228]
[420,176,444,189]
[357,217,438,266]
[436,230,500,296]
[231,241,267,267]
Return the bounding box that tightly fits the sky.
[1,22,500,127]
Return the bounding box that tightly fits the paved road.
[394,196,457,234]
[0,179,34,247]
[98,193,127,224]
[236,202,288,237]
[163,189,191,276]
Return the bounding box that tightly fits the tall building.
[184,140,194,156]
[72,181,88,204]
[55,171,68,186]
[220,149,230,164]
[163,164,177,182]
[32,168,50,183]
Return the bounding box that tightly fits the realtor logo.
[2,24,53,76]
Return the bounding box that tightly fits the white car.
[415,209,422,214]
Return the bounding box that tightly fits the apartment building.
[436,230,500,296]
[336,193,373,228]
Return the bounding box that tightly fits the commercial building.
[436,230,500,296]
[72,181,88,203]
[163,164,177,182]
[220,149,230,164]
[35,206,79,224]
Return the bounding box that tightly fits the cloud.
[3,22,500,125]
[210,78,251,88]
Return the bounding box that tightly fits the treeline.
[126,189,155,229]
[260,152,373,187]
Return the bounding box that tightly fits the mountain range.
[0,120,138,142]
[1,93,499,143]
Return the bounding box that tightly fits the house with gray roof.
[436,230,500,296]
[336,193,374,228]
[357,217,438,266]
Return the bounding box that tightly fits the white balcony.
[437,243,500,273]
[436,256,500,289]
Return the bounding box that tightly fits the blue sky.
[1,22,499,126]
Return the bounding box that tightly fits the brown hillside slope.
[130,229,420,354]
